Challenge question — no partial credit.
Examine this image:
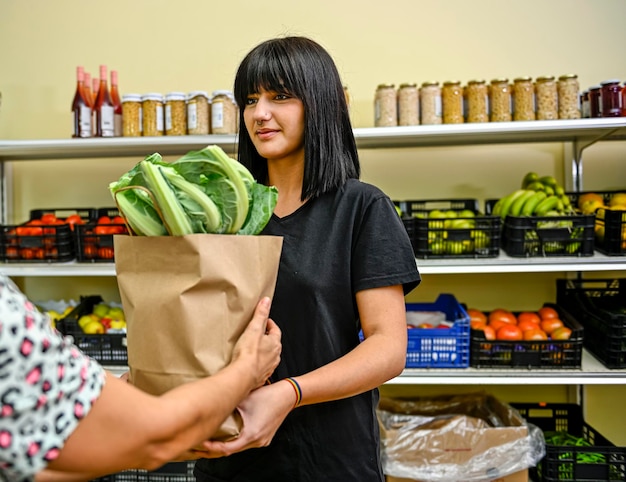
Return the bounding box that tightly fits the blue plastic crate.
[405,294,470,368]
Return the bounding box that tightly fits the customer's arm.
[36,297,281,482]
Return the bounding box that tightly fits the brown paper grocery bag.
[114,233,283,441]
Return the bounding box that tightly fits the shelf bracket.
[566,128,623,191]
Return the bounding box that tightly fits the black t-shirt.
[195,179,421,482]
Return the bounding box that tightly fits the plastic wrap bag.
[377,392,545,482]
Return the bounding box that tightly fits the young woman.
[0,274,281,482]
[194,36,421,481]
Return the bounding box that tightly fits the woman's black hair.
[233,36,360,201]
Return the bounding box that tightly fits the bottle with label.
[71,66,92,138]
[110,70,123,136]
[94,65,115,137]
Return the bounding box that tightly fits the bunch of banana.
[492,172,575,219]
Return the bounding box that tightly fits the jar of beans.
[535,76,558,120]
[187,91,210,135]
[211,90,238,134]
[397,83,419,126]
[489,79,512,122]
[465,80,488,123]
[122,94,142,137]
[557,74,581,119]
[141,93,164,137]
[419,81,442,125]
[165,92,187,136]
[442,81,464,124]
[374,84,397,127]
[512,77,535,121]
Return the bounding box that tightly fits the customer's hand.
[231,297,282,389]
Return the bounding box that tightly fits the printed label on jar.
[188,103,197,130]
[165,104,173,131]
[156,108,164,132]
[212,101,224,129]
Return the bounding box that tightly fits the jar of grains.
[419,81,442,125]
[142,93,164,136]
[187,91,210,135]
[557,74,581,119]
[121,94,142,137]
[374,84,397,127]
[580,91,590,118]
[211,90,238,134]
[489,79,512,122]
[442,81,464,124]
[512,77,535,121]
[535,76,558,120]
[588,85,602,118]
[165,92,187,136]
[599,79,623,117]
[397,83,419,126]
[465,80,488,123]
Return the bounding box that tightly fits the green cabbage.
[109,145,278,236]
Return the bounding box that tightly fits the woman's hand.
[194,380,295,458]
[231,297,282,389]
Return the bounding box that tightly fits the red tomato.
[474,324,496,341]
[517,311,541,325]
[65,214,84,230]
[467,308,487,325]
[540,318,564,335]
[523,328,548,341]
[82,244,97,259]
[488,319,508,332]
[97,216,112,224]
[94,225,117,235]
[111,215,126,224]
[97,247,115,259]
[538,306,560,320]
[19,248,34,259]
[518,320,541,332]
[40,213,57,224]
[496,324,523,341]
[489,308,517,325]
[470,320,487,330]
[5,247,18,259]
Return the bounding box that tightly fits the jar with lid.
[122,93,142,137]
[622,84,626,117]
[512,77,535,121]
[535,76,558,120]
[442,81,464,124]
[165,92,187,136]
[211,90,238,134]
[374,84,397,127]
[397,83,419,126]
[600,79,623,117]
[419,81,442,125]
[465,80,488,123]
[142,93,164,136]
[557,74,581,119]
[581,91,590,118]
[489,79,512,122]
[588,85,602,118]
[187,91,210,135]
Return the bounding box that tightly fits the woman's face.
[243,88,305,164]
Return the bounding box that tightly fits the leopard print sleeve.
[0,275,106,480]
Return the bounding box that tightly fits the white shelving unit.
[1,117,626,387]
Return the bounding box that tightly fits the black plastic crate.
[512,403,626,482]
[394,199,500,258]
[470,303,584,369]
[556,278,626,369]
[501,213,594,257]
[92,461,195,482]
[57,295,127,366]
[76,207,129,262]
[594,207,626,256]
[564,190,626,212]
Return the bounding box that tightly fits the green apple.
[92,303,110,318]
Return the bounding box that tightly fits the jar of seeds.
[141,93,164,137]
[397,83,419,126]
[165,92,187,136]
[187,91,210,135]
[122,94,142,137]
[465,80,488,123]
[489,78,512,122]
[442,81,464,124]
[558,74,581,119]
[419,81,442,125]
[512,77,535,121]
[211,90,238,134]
[535,76,558,120]
[374,84,397,127]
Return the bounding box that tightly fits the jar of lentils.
[374,84,397,127]
[211,90,238,134]
[512,77,535,121]
[419,81,442,125]
[535,76,558,120]
[557,74,581,119]
[165,92,187,136]
[489,79,512,122]
[122,93,142,137]
[142,93,164,137]
[465,80,488,123]
[442,81,464,124]
[397,83,419,126]
[600,79,623,117]
[187,91,210,135]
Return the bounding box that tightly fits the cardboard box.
[378,393,534,482]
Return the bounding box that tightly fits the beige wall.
[1,0,626,443]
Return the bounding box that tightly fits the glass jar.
[121,93,142,137]
[535,76,558,120]
[489,78,512,122]
[141,93,164,136]
[465,80,488,123]
[557,74,581,119]
[397,83,419,126]
[211,90,238,134]
[374,84,397,127]
[512,77,535,121]
[187,91,210,135]
[165,92,187,136]
[622,84,626,117]
[442,81,464,124]
[581,91,590,118]
[419,81,442,125]
[588,85,602,118]
[600,79,623,117]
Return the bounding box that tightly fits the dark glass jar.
[600,80,623,117]
[588,85,602,118]
[581,91,590,118]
